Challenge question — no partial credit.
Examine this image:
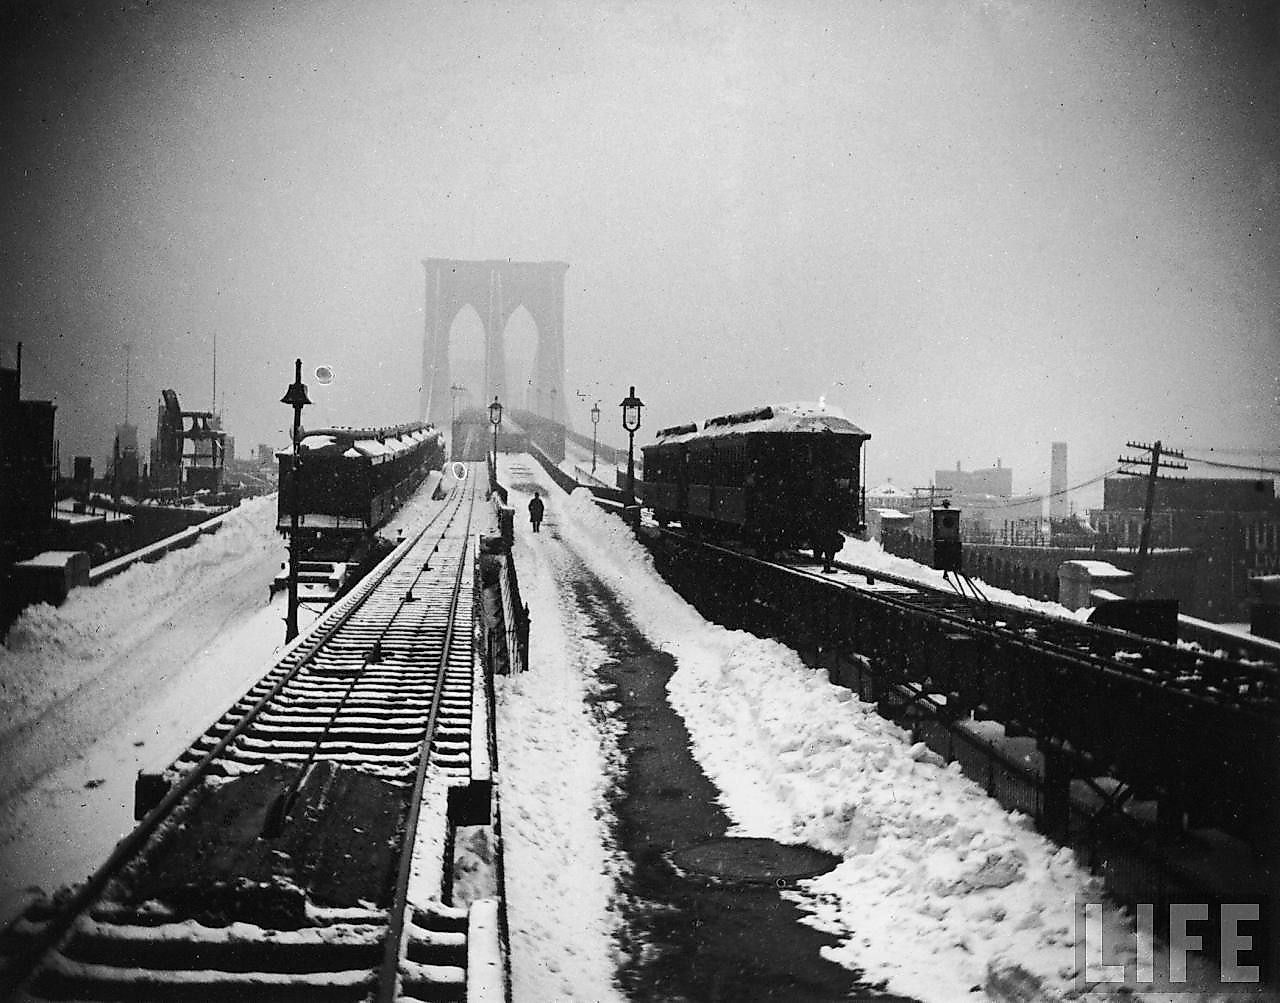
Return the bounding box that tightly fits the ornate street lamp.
[590,401,601,474]
[488,396,503,475]
[280,358,311,642]
[619,386,644,527]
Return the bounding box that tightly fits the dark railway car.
[277,421,445,557]
[642,403,870,555]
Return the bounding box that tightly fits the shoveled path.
[515,477,911,1001]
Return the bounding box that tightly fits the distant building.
[867,507,914,541]
[935,459,1013,499]
[111,421,140,494]
[866,481,915,513]
[1092,475,1280,620]
[1049,442,1068,520]
[1,346,57,566]
[930,460,1041,541]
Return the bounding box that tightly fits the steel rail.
[823,558,1278,692]
[262,491,472,833]
[375,480,479,1003]
[656,528,1278,715]
[5,480,465,998]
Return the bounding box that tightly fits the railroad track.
[823,553,1278,711]
[658,527,1280,711]
[651,526,1279,841]
[2,469,496,1002]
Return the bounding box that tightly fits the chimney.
[1050,442,1068,520]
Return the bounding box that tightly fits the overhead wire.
[898,466,1121,513]
[1183,454,1280,476]
[968,466,1121,510]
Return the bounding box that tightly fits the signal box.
[931,502,962,572]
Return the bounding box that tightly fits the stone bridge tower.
[420,258,569,428]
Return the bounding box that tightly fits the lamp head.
[619,385,644,432]
[281,358,311,408]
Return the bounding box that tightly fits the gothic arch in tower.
[420,258,569,428]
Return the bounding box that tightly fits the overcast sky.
[2,0,1276,504]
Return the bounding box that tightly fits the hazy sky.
[2,0,1276,505]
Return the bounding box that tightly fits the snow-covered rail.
[1,467,501,1002]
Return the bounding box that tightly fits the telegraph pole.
[911,485,952,510]
[1117,439,1187,595]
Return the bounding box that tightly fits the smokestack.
[123,342,131,424]
[1050,442,1068,520]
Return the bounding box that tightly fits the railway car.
[277,421,445,558]
[642,402,870,556]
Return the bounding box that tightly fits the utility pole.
[911,485,951,510]
[1117,439,1187,596]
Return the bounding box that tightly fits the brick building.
[1091,476,1280,621]
[1,346,56,566]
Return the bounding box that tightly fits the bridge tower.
[420,258,569,429]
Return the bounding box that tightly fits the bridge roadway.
[1,467,502,1002]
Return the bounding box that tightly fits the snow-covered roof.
[16,551,86,568]
[275,422,438,458]
[869,483,912,497]
[652,402,869,443]
[353,439,389,456]
[1061,560,1132,579]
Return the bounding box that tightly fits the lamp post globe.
[590,401,601,474]
[619,386,644,528]
[280,358,311,642]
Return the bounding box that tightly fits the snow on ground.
[1,495,283,740]
[0,477,466,929]
[493,465,625,1002]
[0,495,317,925]
[0,458,1252,1000]
[495,454,1228,1002]
[835,533,1087,620]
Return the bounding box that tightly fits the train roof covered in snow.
[276,422,440,461]
[651,402,869,444]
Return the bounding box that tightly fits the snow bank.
[836,534,1078,619]
[548,486,1156,1002]
[0,496,281,739]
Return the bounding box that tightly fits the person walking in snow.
[528,491,545,533]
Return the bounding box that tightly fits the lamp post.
[488,395,503,480]
[590,401,601,474]
[619,385,644,528]
[281,358,311,642]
